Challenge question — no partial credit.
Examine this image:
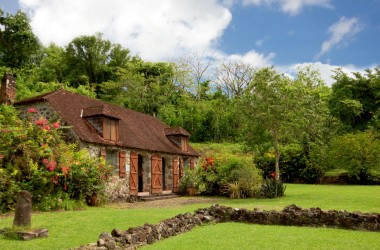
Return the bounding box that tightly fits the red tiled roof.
[16,89,199,157]
[82,105,121,119]
[164,127,190,136]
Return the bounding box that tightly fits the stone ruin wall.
[76,204,380,250]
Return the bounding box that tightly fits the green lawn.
[1,184,379,250]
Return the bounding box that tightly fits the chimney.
[1,74,16,105]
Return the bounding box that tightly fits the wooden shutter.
[172,157,179,193]
[151,154,162,194]
[100,148,106,160]
[190,159,195,170]
[110,120,118,141]
[103,118,110,140]
[179,157,184,178]
[119,151,126,178]
[129,151,138,195]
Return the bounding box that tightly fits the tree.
[176,51,215,100]
[328,131,380,184]
[65,33,112,87]
[215,59,256,98]
[242,68,295,180]
[100,61,180,116]
[38,43,66,83]
[0,9,41,69]
[329,67,380,132]
[242,67,333,180]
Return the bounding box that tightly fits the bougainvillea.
[0,105,112,212]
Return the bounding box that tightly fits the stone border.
[74,204,380,250]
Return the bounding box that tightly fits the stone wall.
[105,175,130,202]
[75,204,380,250]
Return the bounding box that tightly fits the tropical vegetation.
[0,8,379,212]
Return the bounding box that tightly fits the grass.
[1,184,379,250]
[143,223,380,250]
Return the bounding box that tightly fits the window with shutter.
[103,118,119,141]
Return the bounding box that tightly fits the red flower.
[61,166,70,176]
[27,107,38,113]
[53,122,60,129]
[0,154,3,159]
[270,172,276,179]
[42,125,51,131]
[35,118,48,126]
[206,157,214,166]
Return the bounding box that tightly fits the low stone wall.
[75,204,380,250]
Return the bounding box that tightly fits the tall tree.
[242,68,294,179]
[38,43,66,83]
[65,33,112,87]
[329,67,380,132]
[0,9,41,69]
[215,59,256,98]
[242,67,332,180]
[176,51,215,100]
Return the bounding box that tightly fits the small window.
[103,118,119,141]
[106,149,119,174]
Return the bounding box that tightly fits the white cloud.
[225,50,276,68]
[287,62,371,86]
[316,17,362,59]
[19,0,232,61]
[242,0,333,15]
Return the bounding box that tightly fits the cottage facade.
[1,74,199,201]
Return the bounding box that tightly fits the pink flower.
[0,154,4,159]
[42,158,49,164]
[35,118,48,126]
[53,122,60,129]
[27,107,38,113]
[42,125,51,131]
[47,161,56,171]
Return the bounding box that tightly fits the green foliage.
[327,130,380,184]
[329,67,380,132]
[193,143,262,198]
[178,167,200,195]
[259,178,286,198]
[0,105,111,212]
[255,143,326,184]
[0,10,41,69]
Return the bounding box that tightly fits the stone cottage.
[1,74,199,201]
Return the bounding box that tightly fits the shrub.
[327,130,380,184]
[197,155,262,198]
[0,105,112,212]
[255,143,325,184]
[178,167,200,195]
[259,178,286,198]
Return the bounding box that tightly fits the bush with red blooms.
[0,105,112,212]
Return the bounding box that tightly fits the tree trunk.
[273,132,280,181]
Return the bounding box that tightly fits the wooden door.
[172,157,179,193]
[129,151,138,195]
[151,154,163,194]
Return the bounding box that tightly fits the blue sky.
[1,0,379,84]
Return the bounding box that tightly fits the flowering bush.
[197,154,262,198]
[0,105,112,212]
